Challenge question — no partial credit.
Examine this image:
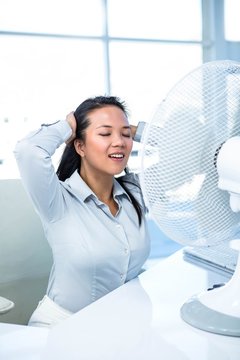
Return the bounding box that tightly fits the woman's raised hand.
[65,112,77,144]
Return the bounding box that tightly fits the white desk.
[1,251,239,359]
[0,323,48,360]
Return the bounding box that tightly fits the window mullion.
[102,0,111,95]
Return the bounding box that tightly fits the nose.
[112,134,125,147]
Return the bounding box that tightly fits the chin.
[112,168,126,176]
[108,163,128,176]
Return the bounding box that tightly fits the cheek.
[86,138,107,155]
[123,141,133,162]
[127,140,133,153]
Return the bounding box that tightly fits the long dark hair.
[56,95,143,225]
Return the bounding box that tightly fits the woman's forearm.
[14,120,72,221]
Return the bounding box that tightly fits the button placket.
[120,273,125,283]
[115,221,130,284]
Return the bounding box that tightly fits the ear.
[74,139,85,157]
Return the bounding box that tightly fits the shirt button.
[120,273,123,279]
[124,248,128,254]
[116,224,121,229]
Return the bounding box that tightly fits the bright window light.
[0,0,104,35]
[224,0,240,41]
[0,36,105,178]
[108,0,202,40]
[0,0,203,179]
[110,42,202,124]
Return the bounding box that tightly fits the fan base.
[180,296,240,337]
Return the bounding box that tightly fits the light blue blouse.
[14,120,150,313]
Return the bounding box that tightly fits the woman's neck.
[80,168,114,203]
[80,167,119,216]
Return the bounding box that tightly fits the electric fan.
[139,60,240,336]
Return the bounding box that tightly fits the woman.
[14,96,150,327]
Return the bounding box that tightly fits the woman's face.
[75,105,133,177]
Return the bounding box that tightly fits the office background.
[0,0,239,259]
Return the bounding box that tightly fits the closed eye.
[99,133,131,137]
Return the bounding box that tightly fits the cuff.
[133,121,146,142]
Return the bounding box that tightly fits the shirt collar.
[113,178,132,202]
[65,170,131,203]
[65,170,95,202]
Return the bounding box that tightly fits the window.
[224,0,240,41]
[0,0,104,35]
[108,0,201,40]
[110,41,202,123]
[0,35,105,178]
[0,0,202,178]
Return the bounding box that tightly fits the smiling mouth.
[108,153,124,159]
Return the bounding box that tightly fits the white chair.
[0,179,52,325]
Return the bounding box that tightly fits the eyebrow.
[96,125,130,129]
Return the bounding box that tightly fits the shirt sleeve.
[14,120,72,222]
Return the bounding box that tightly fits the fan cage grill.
[140,61,240,246]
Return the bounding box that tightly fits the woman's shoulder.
[117,171,149,213]
[118,171,140,186]
[117,171,142,196]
